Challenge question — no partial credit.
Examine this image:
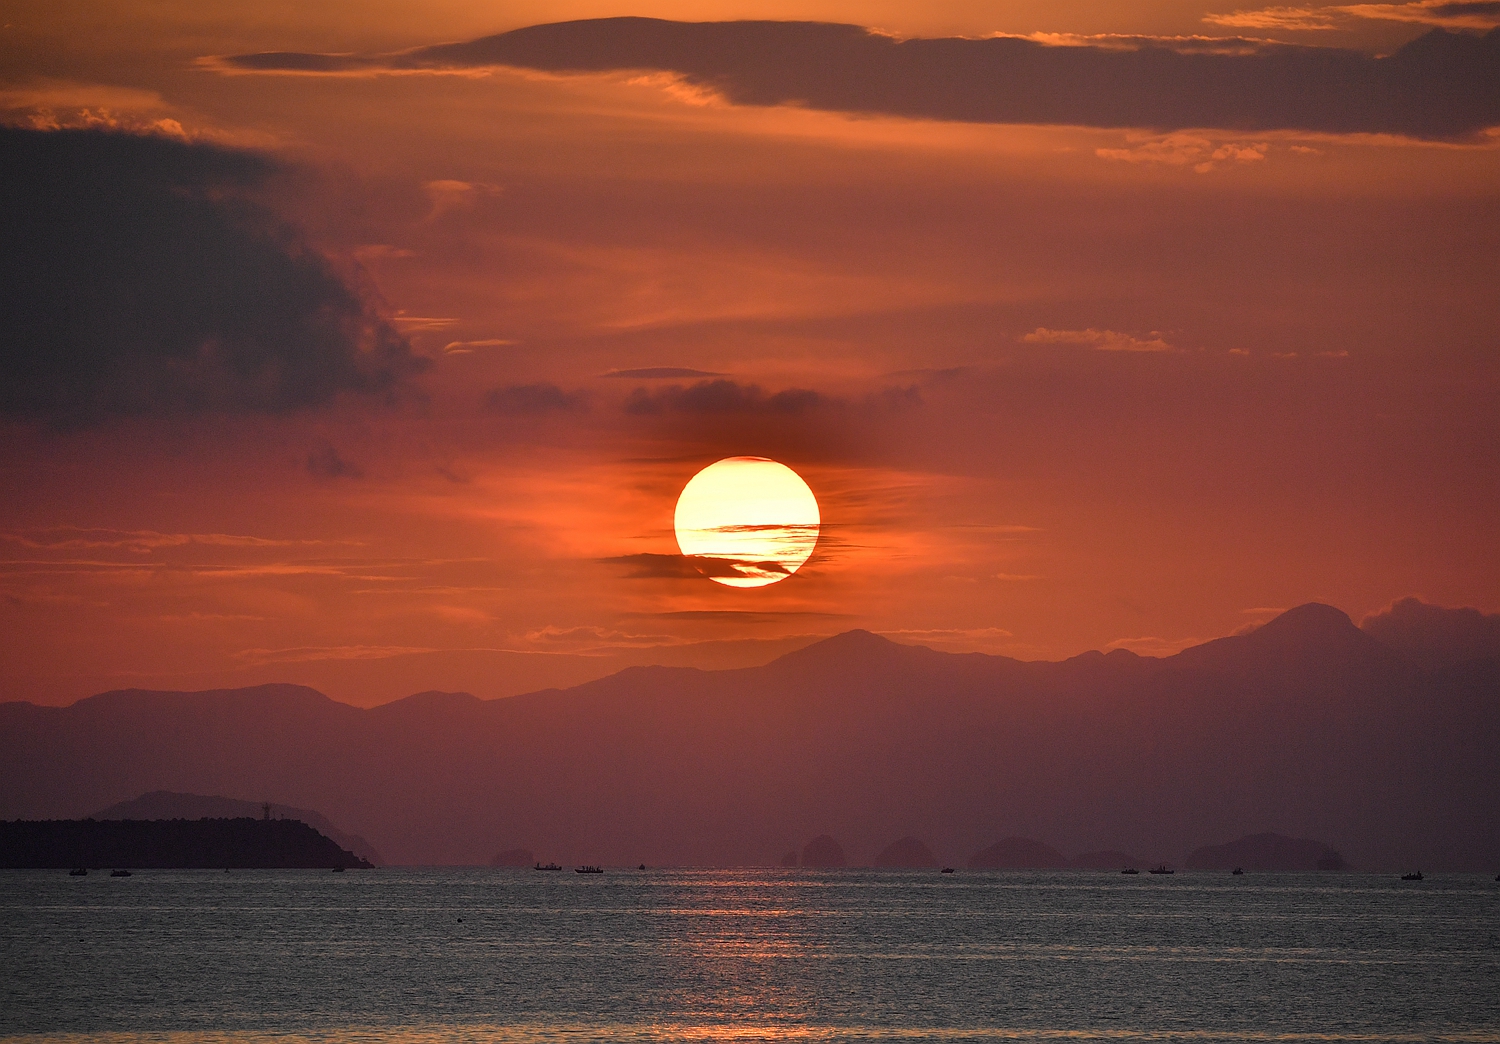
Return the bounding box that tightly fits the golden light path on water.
[673,457,820,588]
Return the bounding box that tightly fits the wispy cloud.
[1022,327,1176,352]
[1207,1,1500,29]
[1096,133,1269,173]
[0,527,349,553]
[1203,7,1341,30]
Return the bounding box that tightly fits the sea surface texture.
[2,868,1497,1043]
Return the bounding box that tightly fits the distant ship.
[1401,871,1423,881]
[1232,867,1244,875]
[534,863,562,871]
[1148,865,1174,875]
[331,866,345,873]
[110,869,132,877]
[575,865,603,874]
[1121,868,1139,875]
[69,868,88,877]
[940,867,956,874]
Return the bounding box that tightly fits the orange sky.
[1,1,1496,705]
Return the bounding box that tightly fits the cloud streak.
[214,18,1500,139]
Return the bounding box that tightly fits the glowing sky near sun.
[0,0,1496,705]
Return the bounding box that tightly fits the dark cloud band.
[218,18,1500,139]
[0,128,426,426]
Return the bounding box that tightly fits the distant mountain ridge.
[2,604,1496,870]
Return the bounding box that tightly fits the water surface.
[3,868,1497,1042]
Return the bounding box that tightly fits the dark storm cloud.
[218,18,1500,139]
[623,379,825,416]
[0,128,426,426]
[481,383,589,416]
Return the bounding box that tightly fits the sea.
[2,868,1498,1043]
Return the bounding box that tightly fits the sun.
[674,457,820,588]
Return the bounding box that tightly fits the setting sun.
[673,457,820,588]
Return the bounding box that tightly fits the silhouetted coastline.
[0,817,372,869]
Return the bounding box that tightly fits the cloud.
[1208,2,1500,30]
[1338,1,1500,28]
[1021,328,1176,352]
[443,338,516,354]
[482,383,589,415]
[215,18,1500,139]
[306,444,364,480]
[600,367,728,379]
[1095,133,1268,172]
[600,552,782,581]
[1361,596,1500,668]
[623,379,825,415]
[0,527,343,552]
[0,127,426,426]
[1203,7,1341,30]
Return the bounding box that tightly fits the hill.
[1,605,1496,869]
[90,791,384,866]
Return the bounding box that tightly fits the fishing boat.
[940,867,955,874]
[109,869,132,877]
[1401,871,1423,881]
[69,868,88,877]
[1232,867,1244,876]
[1121,868,1139,875]
[575,865,603,874]
[1148,865,1174,875]
[534,862,562,871]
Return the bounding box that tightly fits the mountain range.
[2,604,1495,869]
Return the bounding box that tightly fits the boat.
[534,862,562,871]
[638,864,646,870]
[1232,867,1244,876]
[1148,865,1174,875]
[1401,871,1423,881]
[109,869,132,877]
[575,865,603,874]
[1121,868,1139,875]
[69,868,88,877]
[941,867,956,874]
[331,866,345,873]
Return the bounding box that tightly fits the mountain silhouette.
[2,605,1495,869]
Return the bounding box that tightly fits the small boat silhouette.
[331,866,345,873]
[110,869,132,877]
[534,862,562,871]
[1232,867,1244,875]
[69,868,88,876]
[940,867,956,873]
[1121,868,1139,875]
[638,864,646,870]
[1401,871,1423,881]
[1148,865,1174,875]
[575,865,603,874]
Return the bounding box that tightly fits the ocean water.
[2,868,1497,1043]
